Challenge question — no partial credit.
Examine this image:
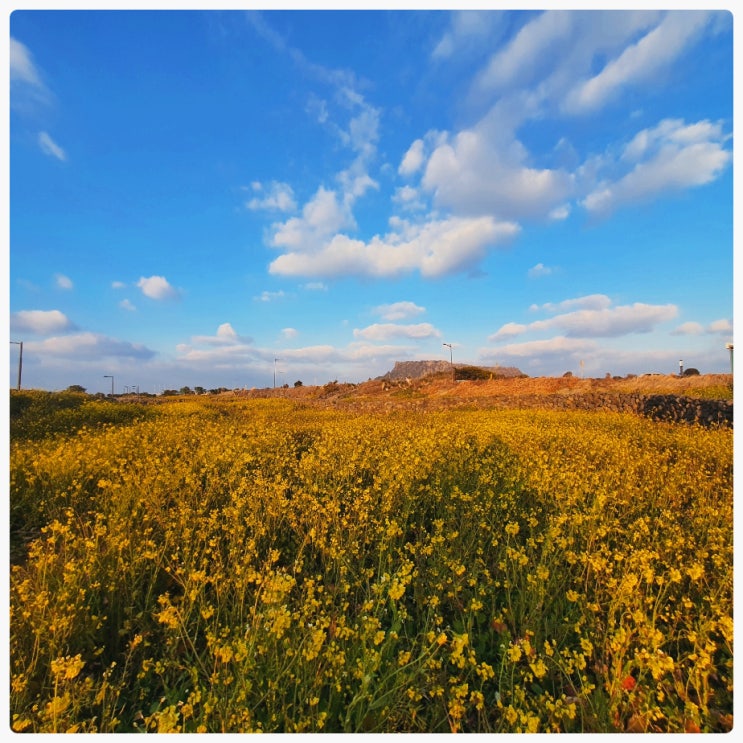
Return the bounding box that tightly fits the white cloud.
[270,215,519,279]
[271,187,353,252]
[548,204,571,220]
[246,181,297,212]
[707,318,733,335]
[27,332,155,360]
[281,328,299,340]
[303,282,328,291]
[373,301,426,322]
[490,322,528,340]
[483,335,597,359]
[255,290,286,302]
[11,309,73,335]
[353,323,441,342]
[671,321,703,336]
[38,132,66,161]
[119,299,136,312]
[10,37,53,112]
[582,118,730,216]
[422,126,574,221]
[399,139,425,176]
[527,263,554,278]
[536,295,613,313]
[432,10,504,60]
[10,37,43,87]
[54,273,73,289]
[137,275,180,300]
[563,12,714,114]
[112,281,126,289]
[191,323,253,346]
[490,299,677,340]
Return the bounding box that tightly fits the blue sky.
[6,6,735,393]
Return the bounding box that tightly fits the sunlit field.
[9,392,733,732]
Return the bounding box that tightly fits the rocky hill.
[381,360,524,381]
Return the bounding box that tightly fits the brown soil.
[225,373,733,408]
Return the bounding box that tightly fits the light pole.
[726,343,733,374]
[443,343,454,381]
[103,375,114,396]
[10,341,23,390]
[274,358,280,389]
[679,359,683,376]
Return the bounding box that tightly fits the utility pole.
[103,375,114,396]
[274,358,280,389]
[443,343,454,382]
[726,343,733,374]
[10,341,23,390]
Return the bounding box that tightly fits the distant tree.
[562,371,573,378]
[194,386,206,395]
[66,384,86,393]
[179,386,193,395]
[294,380,303,387]
[683,368,700,376]
[162,389,178,396]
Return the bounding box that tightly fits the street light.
[443,343,454,381]
[725,343,733,374]
[10,341,23,390]
[103,375,114,396]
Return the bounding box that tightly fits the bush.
[683,368,700,376]
[9,390,154,441]
[454,366,491,381]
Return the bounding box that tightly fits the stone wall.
[475,392,733,428]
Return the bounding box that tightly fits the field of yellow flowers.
[9,393,733,732]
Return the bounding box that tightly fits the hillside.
[381,360,524,381]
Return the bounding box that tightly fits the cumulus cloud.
[271,187,353,252]
[490,297,677,340]
[11,309,74,335]
[246,181,297,212]
[422,126,575,221]
[269,215,519,279]
[399,139,425,176]
[490,322,528,340]
[582,118,731,216]
[119,299,136,312]
[191,323,253,346]
[353,322,441,342]
[373,301,426,322]
[281,328,299,340]
[54,273,73,289]
[137,275,180,300]
[111,281,126,289]
[38,131,66,161]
